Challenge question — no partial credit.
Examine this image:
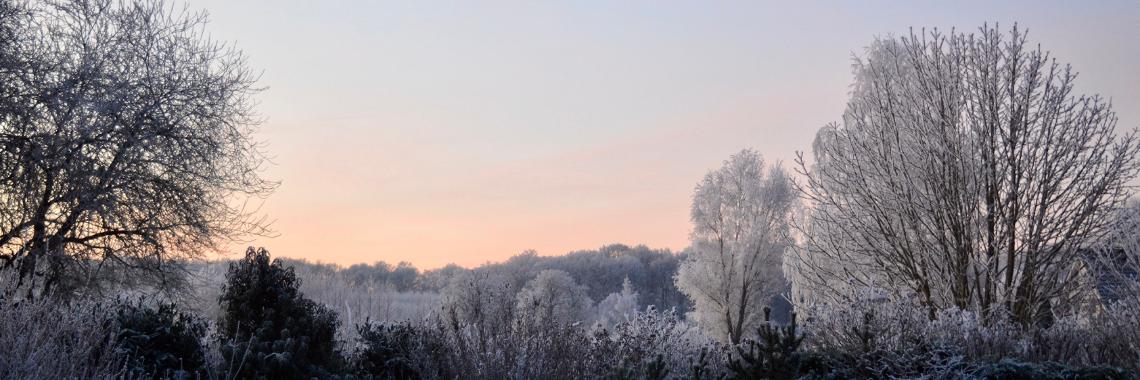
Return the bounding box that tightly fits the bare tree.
[790,25,1140,324]
[676,149,795,344]
[0,0,273,298]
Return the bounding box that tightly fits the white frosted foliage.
[676,149,795,344]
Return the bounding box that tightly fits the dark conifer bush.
[218,247,341,379]
[643,354,671,380]
[603,353,671,380]
[114,301,208,379]
[727,307,824,380]
[969,359,1136,380]
[687,347,723,380]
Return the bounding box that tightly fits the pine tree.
[727,307,805,379]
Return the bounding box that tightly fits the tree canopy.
[791,25,1140,324]
[0,0,272,298]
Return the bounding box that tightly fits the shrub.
[802,289,966,378]
[0,299,126,379]
[589,307,721,378]
[799,287,1140,377]
[217,247,342,379]
[968,359,1135,380]
[686,347,723,380]
[727,308,820,379]
[353,321,423,379]
[114,300,208,379]
[365,305,716,379]
[605,354,670,380]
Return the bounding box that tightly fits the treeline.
[281,243,692,314]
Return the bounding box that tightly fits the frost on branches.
[0,0,273,299]
[790,25,1140,325]
[676,149,795,344]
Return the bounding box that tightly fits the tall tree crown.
[0,0,273,297]
[678,149,795,343]
[792,25,1140,324]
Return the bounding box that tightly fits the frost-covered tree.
[389,262,419,291]
[594,277,640,326]
[0,0,272,298]
[515,269,592,326]
[791,25,1140,324]
[676,149,795,344]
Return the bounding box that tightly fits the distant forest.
[294,244,692,311]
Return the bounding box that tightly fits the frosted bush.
[0,299,127,379]
[1032,302,1140,369]
[801,288,966,378]
[799,286,1140,376]
[590,307,724,377]
[925,308,1023,362]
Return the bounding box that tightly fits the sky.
[183,0,1140,269]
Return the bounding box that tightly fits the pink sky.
[187,1,1140,268]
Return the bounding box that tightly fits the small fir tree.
[217,247,341,379]
[727,307,808,379]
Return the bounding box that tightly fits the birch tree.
[791,25,1140,324]
[0,0,272,298]
[676,149,795,344]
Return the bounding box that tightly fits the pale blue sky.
[185,0,1140,268]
